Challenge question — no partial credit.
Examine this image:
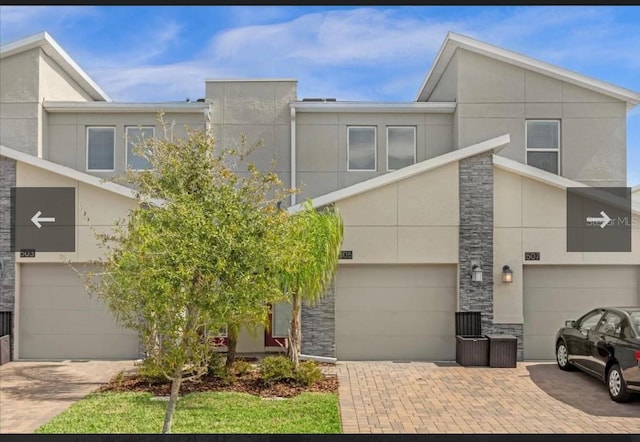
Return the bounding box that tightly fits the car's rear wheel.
[608,364,632,403]
[556,341,573,371]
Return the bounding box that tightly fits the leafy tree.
[279,202,344,369]
[82,124,291,433]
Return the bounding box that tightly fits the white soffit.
[416,32,640,109]
[291,101,456,113]
[0,31,110,102]
[288,134,510,213]
[43,101,209,113]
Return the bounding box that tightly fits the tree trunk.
[162,366,183,434]
[289,293,301,371]
[225,322,239,371]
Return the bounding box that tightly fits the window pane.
[348,127,376,170]
[527,121,559,149]
[388,127,415,170]
[273,301,292,338]
[87,128,115,170]
[127,127,154,170]
[527,151,558,174]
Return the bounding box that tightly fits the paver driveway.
[0,360,135,433]
[336,361,640,434]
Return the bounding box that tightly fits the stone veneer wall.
[0,156,16,359]
[492,323,524,361]
[458,153,494,335]
[301,282,335,358]
[0,156,16,313]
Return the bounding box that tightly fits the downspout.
[290,106,296,206]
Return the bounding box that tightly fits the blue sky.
[1,5,639,185]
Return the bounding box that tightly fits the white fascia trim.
[205,78,298,83]
[1,32,111,102]
[43,101,209,113]
[632,184,640,193]
[0,144,163,206]
[493,155,640,215]
[416,32,640,109]
[291,101,456,113]
[288,134,510,213]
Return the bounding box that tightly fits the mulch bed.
[99,362,338,398]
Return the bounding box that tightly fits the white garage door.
[19,264,139,359]
[523,265,639,360]
[335,264,457,361]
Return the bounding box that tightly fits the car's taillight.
[636,350,640,361]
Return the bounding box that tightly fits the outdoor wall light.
[471,263,483,283]
[502,265,514,283]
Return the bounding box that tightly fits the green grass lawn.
[36,391,341,434]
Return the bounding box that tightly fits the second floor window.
[126,126,154,170]
[348,126,376,171]
[87,127,115,171]
[526,120,560,174]
[387,126,416,170]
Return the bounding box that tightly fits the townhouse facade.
[1,31,639,362]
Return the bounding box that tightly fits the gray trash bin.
[486,334,517,368]
[0,335,10,365]
[456,335,489,366]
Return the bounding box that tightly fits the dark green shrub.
[207,351,226,377]
[138,359,169,383]
[259,355,294,385]
[295,360,322,386]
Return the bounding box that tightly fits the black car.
[555,306,640,402]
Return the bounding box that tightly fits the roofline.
[0,145,163,206]
[205,78,298,83]
[416,32,640,110]
[493,155,640,216]
[0,31,110,102]
[632,184,640,193]
[291,101,456,113]
[43,100,209,113]
[288,134,510,213]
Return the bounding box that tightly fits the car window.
[577,310,604,337]
[629,312,640,336]
[596,312,623,337]
[621,319,636,340]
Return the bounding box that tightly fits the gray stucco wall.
[458,152,494,334]
[206,80,296,191]
[454,48,627,187]
[0,156,16,313]
[295,112,454,200]
[301,282,335,358]
[45,111,206,180]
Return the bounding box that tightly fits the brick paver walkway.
[337,361,640,433]
[0,360,135,433]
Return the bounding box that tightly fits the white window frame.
[271,302,292,339]
[125,126,155,171]
[386,126,417,171]
[347,126,377,172]
[525,120,561,175]
[86,126,116,172]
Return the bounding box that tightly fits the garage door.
[335,264,457,361]
[523,265,639,360]
[19,264,139,359]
